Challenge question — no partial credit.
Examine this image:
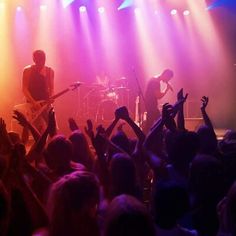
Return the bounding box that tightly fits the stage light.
[16,6,22,12]
[118,0,133,10]
[0,2,5,10]
[79,6,86,13]
[98,7,105,13]
[183,10,190,16]
[170,9,177,15]
[134,7,140,14]
[154,10,158,15]
[40,4,47,10]
[62,0,75,8]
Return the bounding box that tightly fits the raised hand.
[47,108,57,137]
[162,103,176,131]
[201,96,209,110]
[84,119,94,140]
[68,117,79,131]
[115,106,129,120]
[0,118,7,137]
[162,103,173,121]
[13,110,29,128]
[177,88,188,103]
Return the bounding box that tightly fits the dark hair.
[48,171,100,236]
[45,135,72,170]
[109,153,137,199]
[153,181,189,229]
[104,194,156,236]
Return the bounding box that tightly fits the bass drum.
[96,100,118,122]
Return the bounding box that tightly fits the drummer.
[96,70,111,88]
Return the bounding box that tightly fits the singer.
[143,69,174,134]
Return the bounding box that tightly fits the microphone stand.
[132,68,147,127]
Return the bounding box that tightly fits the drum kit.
[83,77,130,122]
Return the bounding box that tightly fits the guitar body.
[12,102,50,133]
[11,82,81,134]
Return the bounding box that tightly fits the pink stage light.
[40,5,47,11]
[170,9,177,15]
[16,6,22,12]
[183,10,190,16]
[134,7,140,14]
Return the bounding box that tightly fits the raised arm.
[116,106,145,143]
[0,118,13,155]
[26,109,56,163]
[175,88,188,130]
[201,96,214,131]
[13,110,41,142]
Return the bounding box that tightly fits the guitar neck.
[50,88,70,100]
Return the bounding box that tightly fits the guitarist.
[22,50,54,132]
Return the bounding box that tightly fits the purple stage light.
[79,6,86,13]
[98,7,105,13]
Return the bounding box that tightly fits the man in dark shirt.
[22,50,54,131]
[144,69,173,133]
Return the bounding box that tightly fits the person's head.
[111,131,131,155]
[220,181,236,235]
[160,69,173,83]
[45,135,73,174]
[33,50,46,69]
[153,181,189,229]
[104,194,156,236]
[189,154,224,203]
[165,130,199,168]
[109,153,136,199]
[69,130,93,170]
[48,171,100,236]
[197,125,218,155]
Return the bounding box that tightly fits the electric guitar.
[14,82,81,124]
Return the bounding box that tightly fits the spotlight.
[134,7,140,14]
[16,6,22,12]
[79,6,86,12]
[183,10,190,16]
[98,7,105,13]
[0,2,5,10]
[154,10,158,15]
[170,9,177,15]
[62,0,75,8]
[40,5,47,10]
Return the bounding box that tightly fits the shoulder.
[23,65,33,72]
[45,66,54,73]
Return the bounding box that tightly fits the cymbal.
[114,86,128,90]
[116,77,127,81]
[90,83,106,89]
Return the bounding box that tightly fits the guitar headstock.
[70,82,82,91]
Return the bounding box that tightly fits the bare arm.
[13,110,41,142]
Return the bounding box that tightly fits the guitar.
[14,82,81,124]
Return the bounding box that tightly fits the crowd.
[0,88,236,236]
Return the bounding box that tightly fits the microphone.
[166,82,173,92]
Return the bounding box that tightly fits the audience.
[0,89,235,236]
